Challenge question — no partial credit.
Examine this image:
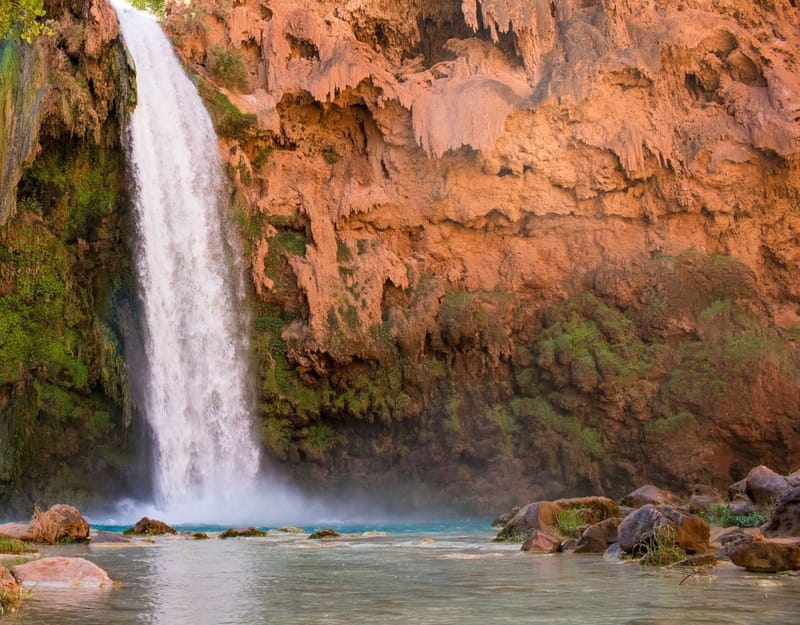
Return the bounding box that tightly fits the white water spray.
[113,1,260,521]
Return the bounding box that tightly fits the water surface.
[10,526,800,625]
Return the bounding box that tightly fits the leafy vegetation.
[1,0,49,43]
[698,504,769,528]
[196,77,256,140]
[555,508,585,538]
[207,45,248,91]
[128,0,166,18]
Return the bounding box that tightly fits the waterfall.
[112,1,260,520]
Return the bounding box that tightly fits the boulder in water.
[219,527,267,539]
[618,504,710,554]
[11,557,114,588]
[123,517,177,536]
[520,529,561,553]
[727,535,800,572]
[29,505,90,544]
[0,523,33,541]
[90,530,131,544]
[494,501,562,541]
[309,529,341,539]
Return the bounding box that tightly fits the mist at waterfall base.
[107,1,454,529]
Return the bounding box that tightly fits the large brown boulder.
[0,566,21,611]
[574,517,622,554]
[621,485,681,508]
[727,536,800,573]
[123,517,177,536]
[29,505,90,544]
[520,529,561,553]
[11,557,113,588]
[618,504,710,554]
[494,501,562,541]
[761,486,800,538]
[744,465,789,506]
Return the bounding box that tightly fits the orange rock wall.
[161,0,800,512]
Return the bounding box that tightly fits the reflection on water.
[9,528,800,625]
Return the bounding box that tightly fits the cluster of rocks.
[0,504,116,612]
[493,465,800,573]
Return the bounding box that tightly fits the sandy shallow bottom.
[7,526,800,625]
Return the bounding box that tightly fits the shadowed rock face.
[154,0,800,512]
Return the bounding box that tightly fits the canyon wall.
[0,0,142,514]
[165,0,800,512]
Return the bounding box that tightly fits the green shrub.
[0,538,33,554]
[207,45,248,91]
[555,508,585,538]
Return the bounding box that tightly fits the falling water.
[112,1,260,520]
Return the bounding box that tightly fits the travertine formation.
[156,0,800,511]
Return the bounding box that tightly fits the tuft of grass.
[0,538,33,555]
[555,508,585,538]
[638,525,686,566]
[29,505,59,544]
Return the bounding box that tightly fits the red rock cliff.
[162,0,800,512]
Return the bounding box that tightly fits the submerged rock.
[90,530,131,544]
[520,529,561,553]
[11,557,114,588]
[727,535,800,573]
[276,526,305,534]
[617,505,710,554]
[219,527,267,539]
[123,517,177,536]
[309,529,341,540]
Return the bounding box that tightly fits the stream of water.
[9,526,800,625]
[112,0,260,520]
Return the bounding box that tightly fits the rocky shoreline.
[0,463,797,614]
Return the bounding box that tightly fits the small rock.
[123,517,177,536]
[761,486,800,537]
[192,532,210,540]
[621,485,681,508]
[575,517,622,554]
[90,530,131,544]
[727,535,800,573]
[676,553,717,567]
[309,529,341,539]
[11,557,113,588]
[688,485,724,513]
[520,529,561,553]
[744,465,789,506]
[219,527,267,539]
[276,526,305,534]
